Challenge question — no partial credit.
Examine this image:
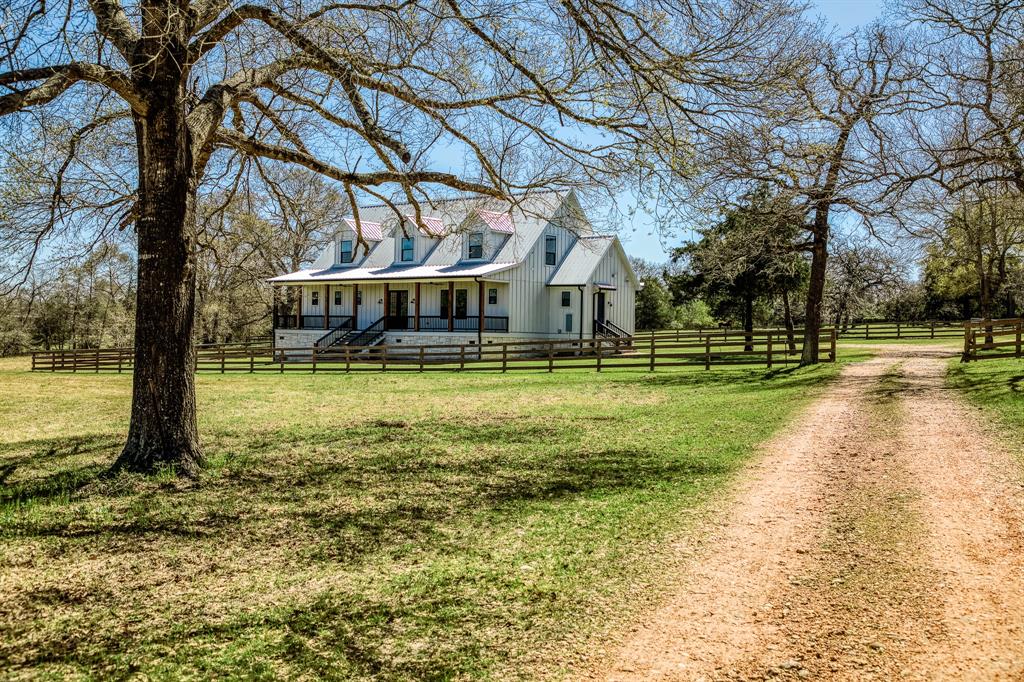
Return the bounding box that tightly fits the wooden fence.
[838,321,963,340]
[962,318,1024,362]
[30,328,837,374]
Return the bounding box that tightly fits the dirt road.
[598,346,1024,681]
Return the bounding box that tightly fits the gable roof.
[476,209,515,234]
[342,218,384,241]
[269,190,598,284]
[405,214,447,237]
[547,235,638,287]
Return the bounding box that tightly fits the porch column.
[353,284,359,328]
[448,281,454,332]
[294,285,301,328]
[478,280,484,337]
[324,284,330,329]
[414,282,421,331]
[383,282,390,330]
[271,285,279,329]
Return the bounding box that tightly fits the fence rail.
[838,321,964,340]
[962,318,1024,362]
[31,328,837,374]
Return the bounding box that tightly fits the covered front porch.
[272,279,510,338]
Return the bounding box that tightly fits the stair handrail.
[344,316,387,347]
[313,316,355,348]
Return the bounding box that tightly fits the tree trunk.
[801,215,829,366]
[743,292,754,352]
[111,83,203,476]
[782,289,796,353]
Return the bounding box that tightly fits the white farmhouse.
[269,191,638,350]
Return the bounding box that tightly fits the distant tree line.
[0,168,341,356]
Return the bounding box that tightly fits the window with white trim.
[311,290,319,307]
[561,291,571,307]
[488,288,497,305]
[340,239,353,264]
[545,235,557,265]
[400,237,414,262]
[468,232,484,259]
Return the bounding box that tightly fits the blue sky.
[620,0,886,263]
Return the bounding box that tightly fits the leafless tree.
[682,26,923,364]
[900,0,1024,194]
[0,0,806,474]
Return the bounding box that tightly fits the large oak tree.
[0,0,801,474]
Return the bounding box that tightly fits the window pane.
[401,237,414,261]
[440,289,449,318]
[334,290,342,306]
[561,291,570,307]
[468,232,483,259]
[340,240,353,263]
[311,291,319,306]
[455,289,468,318]
[488,288,497,305]
[545,236,557,265]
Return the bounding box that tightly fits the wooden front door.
[388,290,409,329]
[596,292,607,324]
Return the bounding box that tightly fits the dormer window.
[400,237,415,262]
[339,239,353,264]
[468,232,484,259]
[545,235,557,266]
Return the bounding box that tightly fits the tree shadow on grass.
[3,586,488,680]
[0,434,123,507]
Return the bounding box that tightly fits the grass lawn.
[1,351,867,680]
[948,356,1024,435]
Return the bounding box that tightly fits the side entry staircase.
[315,316,387,352]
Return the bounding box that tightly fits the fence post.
[705,335,711,370]
[548,342,554,372]
[382,345,388,372]
[865,323,869,340]
[419,346,424,372]
[963,324,971,361]
[117,350,123,374]
[931,321,935,339]
[596,338,603,372]
[221,347,226,374]
[767,332,773,369]
[345,346,351,373]
[830,328,837,362]
[897,321,901,339]
[249,348,255,373]
[460,344,466,371]
[312,347,317,374]
[94,349,100,373]
[649,334,656,371]
[1017,320,1022,359]
[501,343,508,373]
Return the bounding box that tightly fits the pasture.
[0,352,864,679]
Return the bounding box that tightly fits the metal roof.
[476,209,515,234]
[546,236,615,286]
[272,191,591,283]
[268,261,514,283]
[342,218,384,241]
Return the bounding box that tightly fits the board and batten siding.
[497,224,579,336]
[589,243,636,335]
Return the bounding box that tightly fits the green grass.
[0,351,868,680]
[948,356,1024,434]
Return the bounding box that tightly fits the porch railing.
[277,314,510,333]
